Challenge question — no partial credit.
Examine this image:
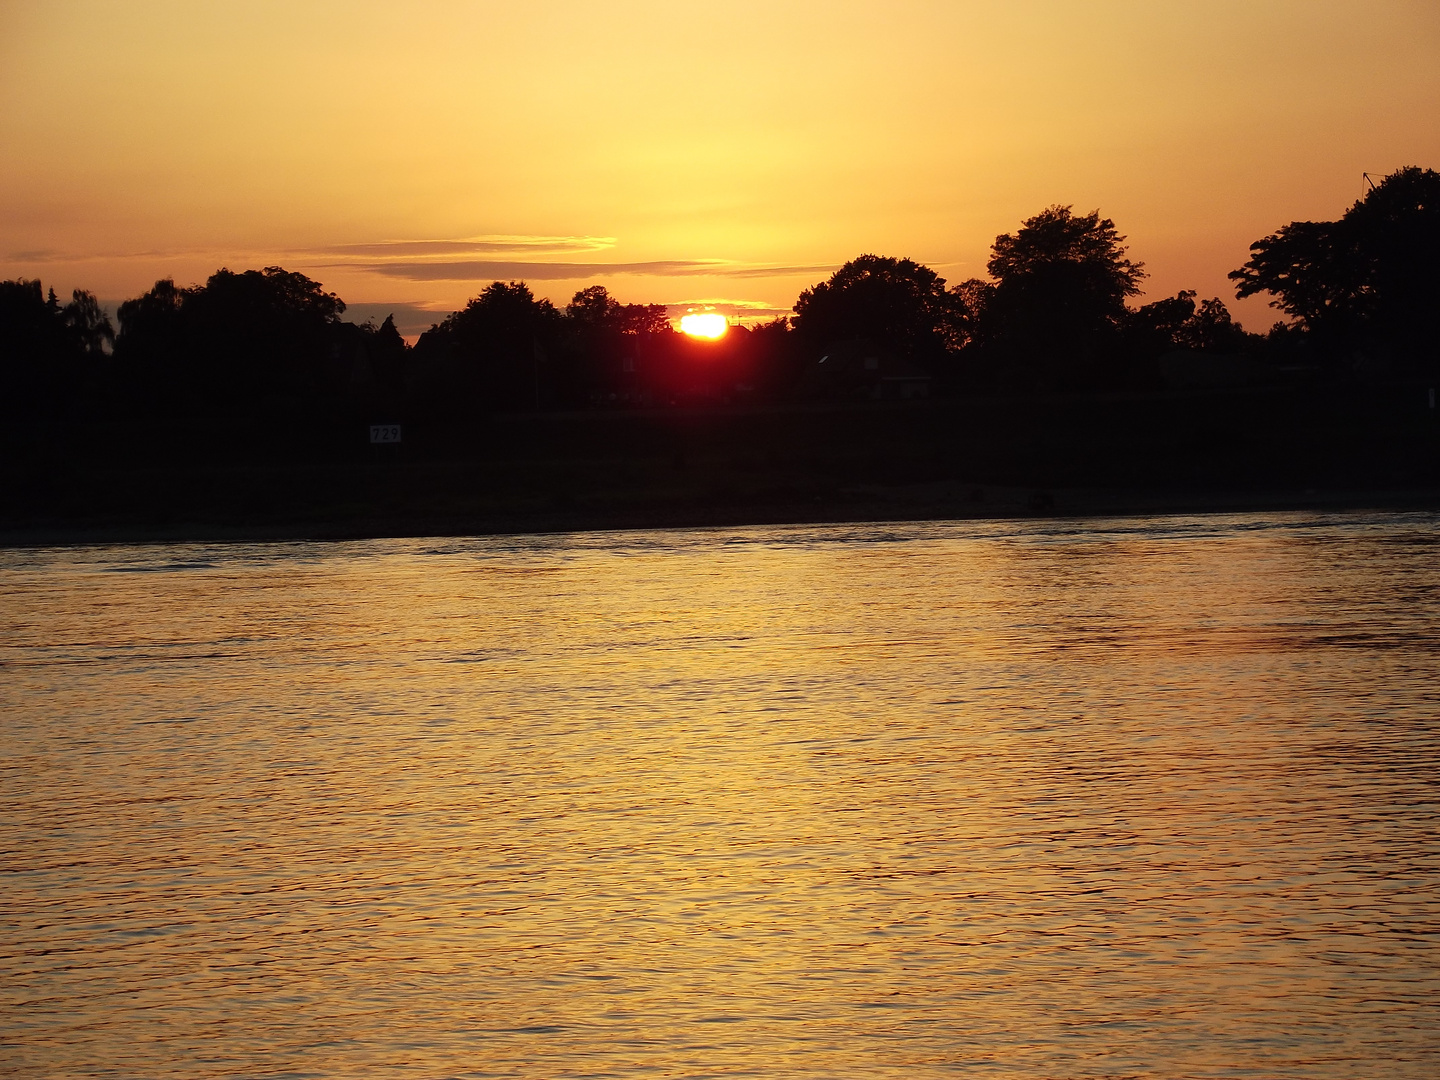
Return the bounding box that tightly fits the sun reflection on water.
[2,513,1438,1078]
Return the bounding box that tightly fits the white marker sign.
[369,424,402,444]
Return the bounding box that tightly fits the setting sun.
[680,313,729,340]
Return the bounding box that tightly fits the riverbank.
[4,384,1437,546]
[3,482,1439,549]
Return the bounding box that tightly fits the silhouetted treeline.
[4,167,1436,426]
[1232,165,1440,377]
[0,279,114,405]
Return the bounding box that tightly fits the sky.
[2,0,1437,337]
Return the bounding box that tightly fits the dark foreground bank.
[4,384,1438,546]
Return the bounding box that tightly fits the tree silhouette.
[373,314,406,358]
[554,286,674,403]
[1128,290,1251,357]
[988,206,1144,298]
[982,206,1145,389]
[116,278,192,351]
[565,284,669,337]
[115,278,196,405]
[115,268,345,412]
[62,290,115,358]
[1,279,67,406]
[1129,290,1198,346]
[793,255,961,365]
[413,281,564,411]
[947,277,995,337]
[565,284,620,331]
[1231,166,1440,374]
[347,314,409,412]
[189,268,345,374]
[1,279,116,409]
[1178,297,1249,353]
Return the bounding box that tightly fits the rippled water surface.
[3,512,1439,1078]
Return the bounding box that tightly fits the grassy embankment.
[3,382,1438,545]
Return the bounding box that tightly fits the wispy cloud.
[354,259,716,281]
[6,249,62,263]
[6,235,619,266]
[346,260,834,282]
[7,245,253,264]
[706,265,835,280]
[298,234,833,283]
[308,235,617,258]
[664,299,793,321]
[5,235,836,304]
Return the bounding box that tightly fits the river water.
[2,512,1438,1079]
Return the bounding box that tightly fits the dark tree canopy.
[792,255,961,363]
[117,268,343,346]
[197,268,344,367]
[1,279,116,408]
[114,278,197,402]
[115,278,192,349]
[2,280,113,362]
[1129,290,1199,346]
[565,285,669,336]
[373,314,406,356]
[1128,290,1251,356]
[115,267,348,411]
[565,284,619,330]
[422,281,561,356]
[978,206,1146,388]
[946,278,996,354]
[1231,166,1440,371]
[987,206,1144,302]
[0,279,63,370]
[413,281,565,410]
[34,165,1428,426]
[1180,297,1249,353]
[349,314,409,406]
[62,290,115,358]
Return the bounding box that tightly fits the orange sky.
[2,0,1437,336]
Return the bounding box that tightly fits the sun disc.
[680,313,728,340]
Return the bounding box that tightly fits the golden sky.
[2,0,1437,335]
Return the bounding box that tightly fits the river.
[3,512,1438,1078]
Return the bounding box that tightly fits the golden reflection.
[3,517,1439,1077]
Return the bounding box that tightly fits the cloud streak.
[663,300,792,320]
[309,236,617,258]
[6,235,620,266]
[347,260,835,282]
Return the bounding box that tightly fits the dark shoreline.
[5,484,1438,550]
[6,387,1438,548]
